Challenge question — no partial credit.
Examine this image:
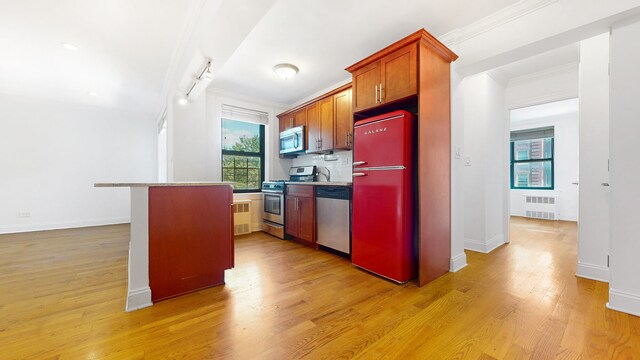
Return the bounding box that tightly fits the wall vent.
[233,200,252,235]
[523,195,558,220]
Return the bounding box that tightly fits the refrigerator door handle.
[353,161,367,166]
[352,173,367,177]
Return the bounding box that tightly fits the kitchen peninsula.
[95,182,234,311]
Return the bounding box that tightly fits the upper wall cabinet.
[279,109,307,131]
[333,88,353,150]
[278,84,352,155]
[350,43,417,113]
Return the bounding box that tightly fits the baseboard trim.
[126,286,153,312]
[0,217,130,235]
[607,288,640,317]
[464,234,506,254]
[450,252,468,272]
[576,261,609,283]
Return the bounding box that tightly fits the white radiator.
[233,200,252,235]
[523,195,558,220]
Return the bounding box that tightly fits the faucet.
[317,166,330,182]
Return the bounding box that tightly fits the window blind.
[221,104,269,125]
[510,126,554,141]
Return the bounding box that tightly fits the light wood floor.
[1,217,639,359]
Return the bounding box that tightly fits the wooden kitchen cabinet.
[333,88,353,150]
[306,103,320,152]
[349,43,417,113]
[277,84,351,155]
[279,108,307,132]
[346,29,457,287]
[285,185,316,246]
[318,96,334,152]
[307,96,334,153]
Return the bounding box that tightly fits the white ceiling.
[211,0,519,105]
[494,43,580,82]
[0,0,197,114]
[0,0,524,114]
[510,98,579,123]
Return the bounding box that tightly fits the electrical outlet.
[18,211,31,218]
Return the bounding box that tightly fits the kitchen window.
[510,127,554,190]
[222,118,265,192]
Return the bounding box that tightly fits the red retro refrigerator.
[351,110,416,283]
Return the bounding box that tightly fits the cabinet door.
[318,96,334,151]
[280,114,295,130]
[297,196,315,243]
[294,109,307,128]
[306,103,320,153]
[380,43,417,104]
[285,196,299,237]
[352,61,381,113]
[333,88,353,150]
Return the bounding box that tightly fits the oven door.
[263,192,284,225]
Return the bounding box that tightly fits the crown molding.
[154,0,208,121]
[438,0,559,47]
[487,69,509,87]
[507,61,579,86]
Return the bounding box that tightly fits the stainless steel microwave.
[279,125,306,154]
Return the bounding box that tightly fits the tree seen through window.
[222,119,264,192]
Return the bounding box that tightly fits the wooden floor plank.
[0,217,639,359]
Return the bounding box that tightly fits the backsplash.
[292,150,353,182]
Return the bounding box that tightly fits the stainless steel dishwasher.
[315,186,351,255]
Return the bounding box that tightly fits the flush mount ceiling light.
[87,91,98,97]
[177,97,189,106]
[61,42,79,51]
[273,63,299,80]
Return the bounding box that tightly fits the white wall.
[449,63,467,271]
[510,112,579,221]
[292,151,352,182]
[577,33,611,283]
[171,94,212,181]
[505,64,579,110]
[169,88,291,232]
[461,73,507,253]
[608,17,640,316]
[0,94,157,234]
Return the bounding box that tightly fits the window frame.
[510,137,554,190]
[221,119,265,193]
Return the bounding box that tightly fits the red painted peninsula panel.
[148,186,233,302]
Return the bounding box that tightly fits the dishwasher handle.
[315,186,351,200]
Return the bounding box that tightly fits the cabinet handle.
[379,83,383,102]
[345,131,349,146]
[353,161,366,166]
[319,138,322,149]
[353,173,367,177]
[297,198,300,210]
[290,118,293,128]
[375,85,379,103]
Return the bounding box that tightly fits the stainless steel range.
[262,166,316,239]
